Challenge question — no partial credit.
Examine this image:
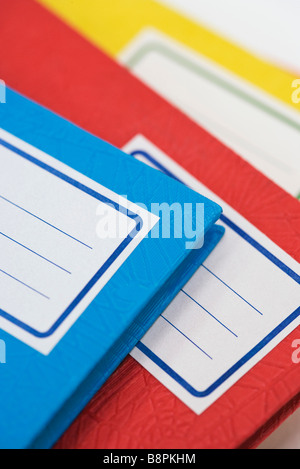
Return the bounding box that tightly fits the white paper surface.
[120,30,300,197]
[0,129,158,354]
[124,135,300,416]
[158,0,300,73]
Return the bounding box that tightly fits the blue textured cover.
[0,89,224,448]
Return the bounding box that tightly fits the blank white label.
[0,129,158,354]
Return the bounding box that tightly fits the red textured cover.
[1,0,299,449]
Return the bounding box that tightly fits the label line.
[202,264,263,316]
[161,314,213,360]
[181,289,238,337]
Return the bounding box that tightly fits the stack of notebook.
[0,0,299,449]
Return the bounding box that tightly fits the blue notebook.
[0,89,224,448]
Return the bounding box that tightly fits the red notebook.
[1,0,299,449]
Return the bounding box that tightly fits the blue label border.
[0,138,143,338]
[132,149,300,398]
